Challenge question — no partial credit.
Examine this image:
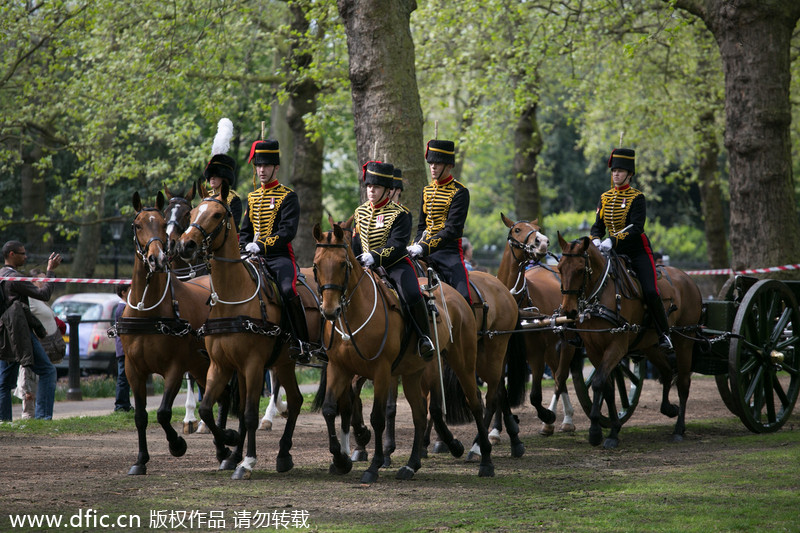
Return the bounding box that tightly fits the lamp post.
[110,208,124,279]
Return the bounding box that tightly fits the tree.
[671,0,800,275]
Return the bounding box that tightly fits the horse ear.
[313,223,322,242]
[580,236,591,250]
[156,191,165,211]
[333,223,343,240]
[531,218,539,227]
[557,231,568,251]
[132,191,142,212]
[198,179,208,198]
[327,215,336,230]
[342,215,354,230]
[501,212,514,229]
[164,184,173,200]
[187,182,196,202]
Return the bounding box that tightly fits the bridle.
[560,245,611,306]
[189,197,233,257]
[132,207,167,275]
[507,221,543,296]
[165,196,192,256]
[312,242,354,302]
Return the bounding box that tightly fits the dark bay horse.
[557,234,702,448]
[117,191,223,475]
[497,214,575,435]
[313,222,494,482]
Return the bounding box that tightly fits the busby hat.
[425,139,456,165]
[362,161,395,189]
[248,139,280,166]
[204,118,238,187]
[391,167,404,190]
[608,147,635,175]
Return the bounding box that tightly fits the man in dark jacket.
[0,241,62,420]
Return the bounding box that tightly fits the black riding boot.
[647,294,676,368]
[409,299,436,362]
[285,295,311,363]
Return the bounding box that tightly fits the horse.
[497,214,575,436]
[115,191,225,475]
[556,234,702,448]
[175,180,304,479]
[312,222,495,482]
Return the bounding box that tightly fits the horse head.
[312,222,357,322]
[131,191,168,273]
[163,183,195,261]
[501,213,550,264]
[176,181,234,263]
[556,233,600,320]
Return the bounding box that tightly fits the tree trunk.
[675,0,800,278]
[337,0,425,218]
[512,102,543,223]
[285,1,323,268]
[20,143,48,252]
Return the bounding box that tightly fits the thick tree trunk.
[285,2,323,268]
[675,0,800,277]
[512,102,543,223]
[20,143,48,252]
[337,0,425,217]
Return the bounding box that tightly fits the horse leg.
[588,369,607,447]
[488,406,503,445]
[197,364,238,468]
[529,354,556,425]
[222,373,248,472]
[157,371,187,458]
[381,378,398,467]
[183,373,199,434]
[127,374,150,475]
[360,373,389,485]
[350,376,370,462]
[599,372,622,449]
[273,362,302,473]
[452,359,494,477]
[396,372,427,480]
[671,349,692,442]
[321,365,353,476]
[559,389,576,433]
[497,384,524,458]
[428,387,465,459]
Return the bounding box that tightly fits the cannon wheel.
[714,374,740,416]
[571,353,645,428]
[729,280,800,433]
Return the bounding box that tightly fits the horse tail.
[505,327,529,408]
[310,362,327,413]
[442,358,474,425]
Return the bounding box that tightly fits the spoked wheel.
[729,280,800,433]
[572,354,645,428]
[714,374,740,416]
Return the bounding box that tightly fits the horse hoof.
[478,464,495,478]
[382,456,392,468]
[128,464,146,476]
[661,404,679,418]
[539,424,555,436]
[588,428,603,447]
[538,408,556,425]
[183,421,198,434]
[672,433,684,443]
[511,442,525,458]
[351,449,368,462]
[169,436,188,457]
[196,421,210,434]
[220,458,238,471]
[259,419,272,431]
[603,438,619,449]
[395,465,415,480]
[431,440,448,454]
[223,429,239,446]
[559,423,576,433]
[276,455,294,473]
[329,454,352,475]
[231,466,251,480]
[360,470,378,484]
[449,440,465,458]
[466,451,481,463]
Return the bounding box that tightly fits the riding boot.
[409,299,436,362]
[285,295,312,363]
[647,294,676,368]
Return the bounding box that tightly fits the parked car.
[51,292,122,376]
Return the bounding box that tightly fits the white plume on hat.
[211,118,234,156]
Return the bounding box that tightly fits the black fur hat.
[362,161,395,189]
[425,139,455,165]
[608,147,635,175]
[248,139,280,166]
[204,154,237,187]
[391,167,403,190]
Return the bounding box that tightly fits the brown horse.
[176,181,303,479]
[312,222,494,482]
[557,234,702,448]
[117,191,223,475]
[497,214,575,435]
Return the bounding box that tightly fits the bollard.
[66,314,82,401]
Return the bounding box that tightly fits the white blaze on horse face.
[534,231,550,254]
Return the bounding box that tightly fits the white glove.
[592,238,602,248]
[599,238,613,251]
[407,244,423,258]
[358,252,375,267]
[245,242,260,254]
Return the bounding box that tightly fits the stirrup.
[418,337,435,362]
[288,342,311,364]
[659,334,674,352]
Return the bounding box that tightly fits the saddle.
[604,251,677,323]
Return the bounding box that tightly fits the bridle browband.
[133,207,167,274]
[189,196,233,256]
[312,242,353,298]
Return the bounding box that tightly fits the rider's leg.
[392,261,435,361]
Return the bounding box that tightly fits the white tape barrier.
[685,263,800,276]
[0,276,131,285]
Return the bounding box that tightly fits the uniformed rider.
[407,139,472,303]
[353,161,436,361]
[239,139,311,362]
[590,147,675,358]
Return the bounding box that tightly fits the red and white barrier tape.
[685,264,800,276]
[0,276,131,285]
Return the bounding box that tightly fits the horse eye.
[134,223,142,231]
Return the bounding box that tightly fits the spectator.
[462,237,476,272]
[114,284,132,412]
[0,241,62,420]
